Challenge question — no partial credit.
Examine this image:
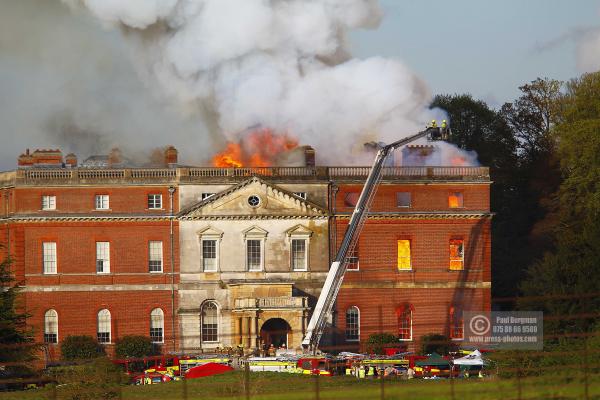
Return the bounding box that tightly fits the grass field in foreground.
[1,371,599,400]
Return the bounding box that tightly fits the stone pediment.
[179,177,328,219]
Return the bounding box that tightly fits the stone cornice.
[334,211,494,220]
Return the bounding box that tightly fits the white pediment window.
[243,226,268,271]
[286,225,312,271]
[197,226,223,272]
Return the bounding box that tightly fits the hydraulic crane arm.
[301,126,449,353]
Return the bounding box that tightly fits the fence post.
[380,373,385,400]
[182,372,188,400]
[583,332,590,400]
[314,373,320,400]
[449,367,455,400]
[244,359,250,400]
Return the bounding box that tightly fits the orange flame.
[450,156,468,166]
[212,128,298,167]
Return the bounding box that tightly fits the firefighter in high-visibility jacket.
[367,366,375,378]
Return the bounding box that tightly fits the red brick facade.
[0,161,491,361]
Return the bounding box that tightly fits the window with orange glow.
[449,239,464,270]
[448,192,464,208]
[397,240,411,270]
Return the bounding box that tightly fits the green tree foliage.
[431,94,529,299]
[61,335,105,360]
[419,333,455,355]
[365,333,399,355]
[520,72,600,337]
[0,254,34,363]
[555,72,600,220]
[115,335,155,358]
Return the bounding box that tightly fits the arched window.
[44,309,58,343]
[397,305,412,341]
[449,306,464,339]
[201,302,218,342]
[345,306,360,341]
[97,309,111,343]
[150,308,164,343]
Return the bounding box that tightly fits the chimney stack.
[108,148,122,167]
[401,145,439,166]
[303,146,315,167]
[164,146,178,167]
[65,153,78,167]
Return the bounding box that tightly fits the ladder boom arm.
[301,127,446,352]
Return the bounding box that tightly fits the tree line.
[432,71,600,337]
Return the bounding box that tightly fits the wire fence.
[0,291,598,400]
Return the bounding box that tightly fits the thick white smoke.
[64,0,440,165]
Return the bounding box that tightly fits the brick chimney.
[164,146,178,166]
[18,149,34,167]
[31,149,63,167]
[65,153,78,167]
[108,148,122,167]
[303,146,315,167]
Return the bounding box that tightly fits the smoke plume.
[61,0,441,165]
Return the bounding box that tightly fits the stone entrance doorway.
[260,318,291,348]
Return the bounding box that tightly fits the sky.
[351,0,600,107]
[0,0,598,170]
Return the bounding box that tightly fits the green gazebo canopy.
[415,352,451,367]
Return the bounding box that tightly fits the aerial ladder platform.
[301,126,450,354]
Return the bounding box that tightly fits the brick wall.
[13,186,178,214]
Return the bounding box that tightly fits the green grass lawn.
[3,371,599,400]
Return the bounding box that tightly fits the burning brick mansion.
[0,143,491,361]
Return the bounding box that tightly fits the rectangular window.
[396,192,411,208]
[147,194,162,209]
[202,240,217,272]
[95,195,109,210]
[291,239,307,271]
[96,242,110,273]
[397,240,412,270]
[293,192,307,200]
[247,240,262,271]
[345,308,360,341]
[449,239,464,270]
[201,193,215,201]
[346,245,359,271]
[42,195,56,210]
[450,307,464,339]
[448,192,464,208]
[42,242,57,274]
[398,310,412,340]
[148,241,163,272]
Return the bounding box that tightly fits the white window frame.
[44,309,58,344]
[95,194,109,210]
[293,192,307,200]
[41,195,56,211]
[201,239,219,272]
[243,226,267,272]
[42,242,57,274]
[201,301,219,343]
[345,306,360,342]
[148,194,162,210]
[97,309,111,344]
[398,309,413,341]
[150,308,164,343]
[96,242,110,274]
[290,237,309,271]
[148,241,163,273]
[346,245,359,271]
[201,193,215,201]
[246,239,264,272]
